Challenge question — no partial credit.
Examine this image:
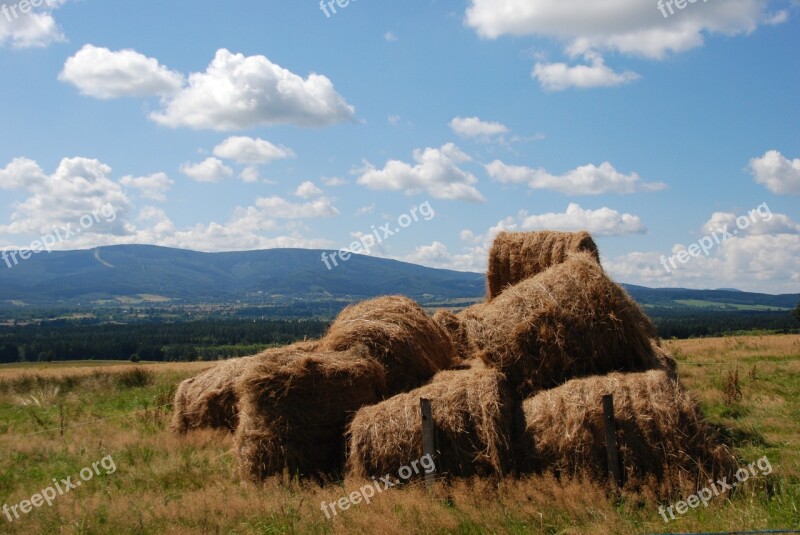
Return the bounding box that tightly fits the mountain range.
[0,245,797,312]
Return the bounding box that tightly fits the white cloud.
[405,202,644,273]
[749,150,800,195]
[533,53,639,91]
[0,157,339,254]
[449,116,510,138]
[180,158,233,183]
[321,176,347,187]
[150,49,356,130]
[384,32,398,42]
[239,166,261,183]
[388,114,402,127]
[59,45,185,99]
[0,0,66,49]
[212,136,294,165]
[254,196,338,219]
[605,209,800,293]
[355,204,375,216]
[518,203,646,236]
[294,181,323,198]
[120,172,173,202]
[0,156,133,238]
[465,0,787,60]
[487,159,665,194]
[357,143,486,202]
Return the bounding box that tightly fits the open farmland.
[0,334,797,534]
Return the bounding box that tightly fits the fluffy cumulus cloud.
[605,207,800,293]
[533,52,640,91]
[120,172,174,202]
[294,181,323,198]
[149,49,355,130]
[405,203,644,273]
[487,159,665,194]
[518,203,646,235]
[357,143,486,202]
[0,0,66,48]
[0,157,133,237]
[749,150,800,195]
[0,156,339,253]
[59,48,355,130]
[465,0,787,60]
[59,45,185,99]
[212,136,295,165]
[179,158,233,183]
[449,116,509,138]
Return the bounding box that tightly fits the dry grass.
[0,333,796,534]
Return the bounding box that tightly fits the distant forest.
[0,311,797,364]
[0,320,328,364]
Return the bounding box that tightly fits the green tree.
[794,302,800,324]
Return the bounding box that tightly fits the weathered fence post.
[420,398,436,488]
[602,394,623,488]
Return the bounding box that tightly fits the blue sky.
[0,0,798,292]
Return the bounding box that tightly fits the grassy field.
[0,335,798,534]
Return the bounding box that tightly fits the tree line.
[0,319,328,363]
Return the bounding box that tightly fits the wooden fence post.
[420,398,436,488]
[602,394,623,488]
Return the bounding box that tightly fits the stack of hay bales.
[486,231,601,302]
[347,360,513,479]
[234,344,386,480]
[517,370,735,493]
[169,341,319,434]
[322,296,456,394]
[171,229,734,496]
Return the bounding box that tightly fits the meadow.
[0,335,798,534]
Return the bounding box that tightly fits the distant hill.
[0,245,485,305]
[0,245,797,313]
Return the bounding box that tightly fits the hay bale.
[169,341,320,434]
[323,296,456,394]
[463,252,661,398]
[234,344,386,480]
[517,370,736,495]
[346,361,513,479]
[486,231,601,301]
[433,309,470,362]
[651,339,678,379]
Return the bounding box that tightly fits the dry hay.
[486,231,601,301]
[517,370,736,495]
[462,252,662,398]
[169,341,320,434]
[433,309,470,362]
[650,339,678,379]
[234,344,387,480]
[323,296,456,394]
[346,361,513,479]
